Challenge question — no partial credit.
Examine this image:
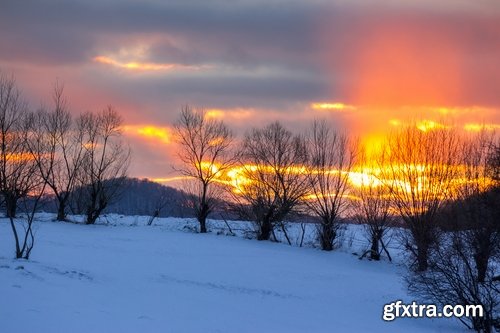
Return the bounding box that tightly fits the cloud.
[93,56,206,72]
[1,0,499,180]
[123,125,173,144]
[310,102,356,112]
[463,123,500,132]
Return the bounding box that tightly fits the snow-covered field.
[0,215,463,332]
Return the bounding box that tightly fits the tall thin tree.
[78,106,130,225]
[306,120,356,251]
[173,106,235,233]
[0,73,48,258]
[30,82,85,221]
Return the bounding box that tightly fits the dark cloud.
[3,0,499,107]
[0,0,320,68]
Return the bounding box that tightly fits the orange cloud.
[310,102,356,111]
[93,56,203,72]
[415,120,449,132]
[463,123,500,132]
[123,125,172,144]
[150,176,189,183]
[205,108,255,121]
[389,119,402,127]
[387,118,449,132]
[205,109,225,119]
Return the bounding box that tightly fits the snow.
[0,215,464,332]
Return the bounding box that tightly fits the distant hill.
[103,178,193,217]
[29,178,194,218]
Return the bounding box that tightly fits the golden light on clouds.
[361,134,386,157]
[435,107,451,115]
[463,123,500,132]
[205,109,225,119]
[93,56,203,72]
[310,102,356,111]
[387,117,499,133]
[387,117,451,132]
[152,160,495,203]
[389,118,451,132]
[205,108,254,121]
[415,120,449,132]
[5,152,37,162]
[150,176,190,183]
[389,119,402,127]
[428,106,494,116]
[346,170,383,188]
[123,125,172,144]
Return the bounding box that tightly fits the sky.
[1,0,499,181]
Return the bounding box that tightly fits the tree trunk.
[413,226,431,271]
[319,220,335,251]
[56,201,66,221]
[199,216,207,233]
[86,205,102,225]
[8,217,22,258]
[197,202,210,233]
[474,252,488,283]
[5,195,17,218]
[370,233,381,260]
[473,312,493,333]
[258,219,272,240]
[85,193,104,225]
[416,245,429,271]
[86,212,97,225]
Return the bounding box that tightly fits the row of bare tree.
[174,108,355,248]
[0,73,129,258]
[174,107,499,332]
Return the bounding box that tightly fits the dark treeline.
[21,177,191,218]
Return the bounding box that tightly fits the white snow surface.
[0,214,464,333]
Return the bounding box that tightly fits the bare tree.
[78,106,130,225]
[30,82,85,221]
[486,139,499,182]
[173,106,235,233]
[382,125,461,271]
[351,151,393,261]
[0,73,48,258]
[0,73,34,219]
[17,111,51,259]
[407,133,500,332]
[236,122,308,242]
[447,131,500,283]
[408,231,499,333]
[305,120,356,251]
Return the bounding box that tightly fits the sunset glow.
[204,108,255,121]
[1,0,498,186]
[152,158,496,204]
[2,2,500,331]
[310,103,356,111]
[93,56,203,72]
[463,123,500,132]
[415,120,449,132]
[123,125,172,144]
